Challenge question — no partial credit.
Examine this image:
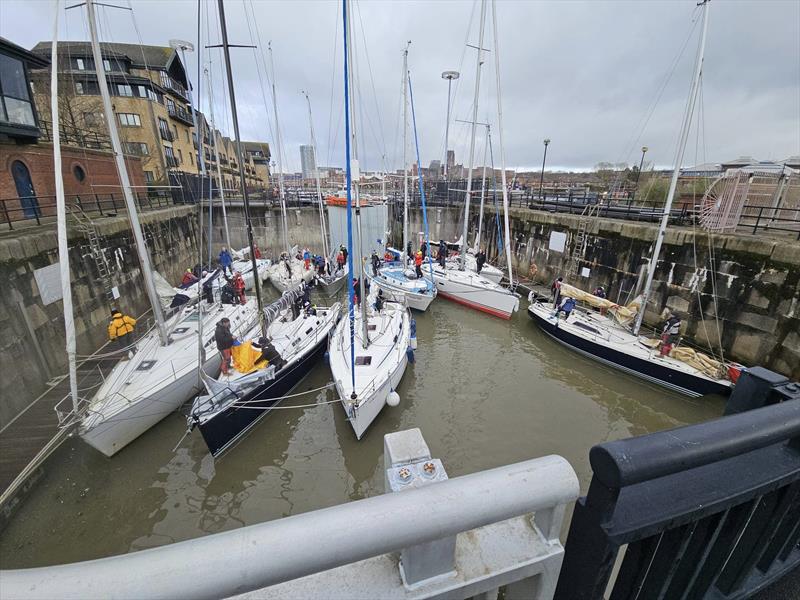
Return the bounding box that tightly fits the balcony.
[39,120,111,151]
[159,128,174,142]
[167,104,194,126]
[165,155,179,168]
[160,75,189,101]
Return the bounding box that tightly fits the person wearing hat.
[108,308,137,358]
[214,318,235,375]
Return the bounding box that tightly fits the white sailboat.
[329,0,412,439]
[366,43,436,312]
[527,0,734,398]
[423,0,519,320]
[72,0,261,456]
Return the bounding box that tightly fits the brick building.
[1,37,145,226]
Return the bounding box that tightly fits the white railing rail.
[0,431,578,600]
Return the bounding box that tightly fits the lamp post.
[631,146,648,205]
[441,70,459,180]
[538,138,550,201]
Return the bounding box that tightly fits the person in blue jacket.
[219,247,233,275]
[555,297,576,325]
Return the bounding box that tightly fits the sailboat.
[328,0,412,440]
[422,0,519,320]
[186,0,341,458]
[304,91,348,297]
[366,44,436,312]
[527,0,732,398]
[72,0,261,457]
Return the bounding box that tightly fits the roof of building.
[781,155,800,167]
[242,141,271,155]
[31,41,176,70]
[1,36,49,68]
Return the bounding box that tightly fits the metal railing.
[554,372,800,600]
[166,104,193,126]
[0,193,188,230]
[38,120,112,151]
[158,128,174,142]
[0,429,579,599]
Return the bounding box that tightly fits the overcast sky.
[2,0,798,173]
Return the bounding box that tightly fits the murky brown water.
[0,296,724,568]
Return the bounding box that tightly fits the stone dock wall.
[400,204,799,378]
[0,206,199,427]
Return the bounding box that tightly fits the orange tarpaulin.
[231,341,268,375]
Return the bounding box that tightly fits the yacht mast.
[345,1,368,348]
[474,125,489,252]
[401,42,410,265]
[85,0,168,345]
[490,0,514,286]
[303,92,329,262]
[459,0,488,271]
[217,0,266,336]
[50,1,78,414]
[268,43,291,256]
[205,66,231,250]
[633,0,710,335]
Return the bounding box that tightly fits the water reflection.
[0,297,723,568]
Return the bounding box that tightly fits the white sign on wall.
[581,267,591,278]
[548,231,567,253]
[34,262,63,306]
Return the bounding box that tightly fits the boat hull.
[366,272,435,312]
[81,353,221,457]
[195,337,328,458]
[317,271,347,297]
[527,304,731,397]
[428,267,518,319]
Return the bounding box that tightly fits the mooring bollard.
[383,428,456,589]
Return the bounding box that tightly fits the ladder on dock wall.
[68,206,115,304]
[567,203,598,281]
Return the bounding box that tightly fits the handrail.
[0,454,578,600]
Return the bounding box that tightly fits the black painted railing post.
[753,206,764,235]
[2,199,13,230]
[95,194,103,216]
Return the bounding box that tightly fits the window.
[144,170,154,183]
[165,97,175,111]
[189,153,194,166]
[117,112,141,127]
[103,59,112,72]
[177,148,183,163]
[117,84,133,97]
[136,85,149,98]
[185,129,189,143]
[0,54,35,126]
[75,58,85,70]
[172,125,178,138]
[159,70,170,88]
[75,81,85,95]
[123,142,148,156]
[72,164,86,182]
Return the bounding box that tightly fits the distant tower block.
[300,144,316,180]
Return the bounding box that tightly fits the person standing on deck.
[108,308,137,358]
[371,251,381,276]
[336,249,346,273]
[414,251,423,279]
[181,268,198,287]
[406,240,413,265]
[551,276,563,307]
[437,240,447,268]
[219,247,233,275]
[215,318,235,376]
[303,248,311,270]
[476,248,487,273]
[660,313,682,357]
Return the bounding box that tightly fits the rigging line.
[325,2,341,170]
[226,382,336,405]
[355,0,389,172]
[242,0,277,159]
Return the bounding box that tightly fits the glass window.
[185,129,189,142]
[117,84,133,97]
[177,148,183,162]
[136,85,147,98]
[4,98,35,126]
[0,54,29,101]
[73,165,86,182]
[75,82,84,95]
[144,170,154,183]
[103,59,112,72]
[76,58,85,70]
[118,113,141,127]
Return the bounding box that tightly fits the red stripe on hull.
[438,290,512,319]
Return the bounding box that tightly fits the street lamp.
[630,146,648,207]
[441,70,459,180]
[538,138,550,201]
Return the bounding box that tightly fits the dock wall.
[0,205,199,428]
[401,205,799,379]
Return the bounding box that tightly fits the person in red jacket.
[414,250,423,279]
[229,271,246,305]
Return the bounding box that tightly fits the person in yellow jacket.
[108,308,137,357]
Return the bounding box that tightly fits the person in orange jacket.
[108,308,137,357]
[414,251,423,279]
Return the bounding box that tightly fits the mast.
[491,0,514,286]
[342,0,357,394]
[633,0,710,336]
[401,42,410,265]
[345,0,368,348]
[459,0,488,271]
[217,0,266,336]
[303,91,329,262]
[474,125,489,252]
[51,0,78,414]
[205,66,231,250]
[85,0,168,345]
[268,43,291,256]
